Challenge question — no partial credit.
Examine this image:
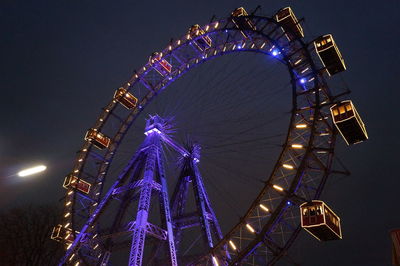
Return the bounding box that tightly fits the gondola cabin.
[149,52,172,77]
[300,200,342,241]
[330,100,368,145]
[231,7,256,38]
[51,224,74,243]
[275,7,304,41]
[85,129,111,150]
[63,174,92,194]
[314,34,346,76]
[114,87,138,109]
[188,24,212,51]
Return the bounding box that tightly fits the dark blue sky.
[1,0,399,265]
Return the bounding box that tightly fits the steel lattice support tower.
[170,144,225,258]
[128,116,177,266]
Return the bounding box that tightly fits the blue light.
[287,201,292,205]
[237,45,242,49]
[272,49,279,56]
[300,78,306,84]
[225,29,228,33]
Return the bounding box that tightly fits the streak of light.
[17,165,47,177]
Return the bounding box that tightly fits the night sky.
[1,0,400,265]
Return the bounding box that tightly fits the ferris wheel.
[51,6,368,266]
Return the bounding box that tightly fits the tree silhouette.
[0,205,64,265]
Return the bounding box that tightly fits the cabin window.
[317,43,321,47]
[339,106,346,114]
[329,213,333,223]
[316,206,321,215]
[310,207,316,216]
[327,38,331,42]
[332,108,339,116]
[345,104,352,111]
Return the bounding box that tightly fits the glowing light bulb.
[212,256,219,266]
[259,204,269,212]
[291,144,304,149]
[229,240,237,250]
[282,164,294,169]
[273,184,284,191]
[272,49,279,56]
[296,124,307,129]
[246,223,255,233]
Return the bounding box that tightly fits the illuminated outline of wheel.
[60,7,344,265]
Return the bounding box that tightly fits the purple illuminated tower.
[128,115,177,266]
[170,143,225,257]
[58,115,223,265]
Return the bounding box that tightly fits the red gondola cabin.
[314,34,346,76]
[85,129,111,150]
[275,7,304,41]
[114,87,138,109]
[300,200,342,241]
[51,224,74,243]
[188,24,212,51]
[63,174,91,194]
[149,52,172,77]
[231,7,256,38]
[330,100,368,145]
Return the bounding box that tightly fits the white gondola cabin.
[275,7,304,41]
[114,87,138,109]
[188,24,212,51]
[314,34,346,76]
[63,174,91,194]
[231,7,256,38]
[330,100,368,145]
[51,224,74,243]
[85,129,111,150]
[149,52,172,77]
[300,200,342,241]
